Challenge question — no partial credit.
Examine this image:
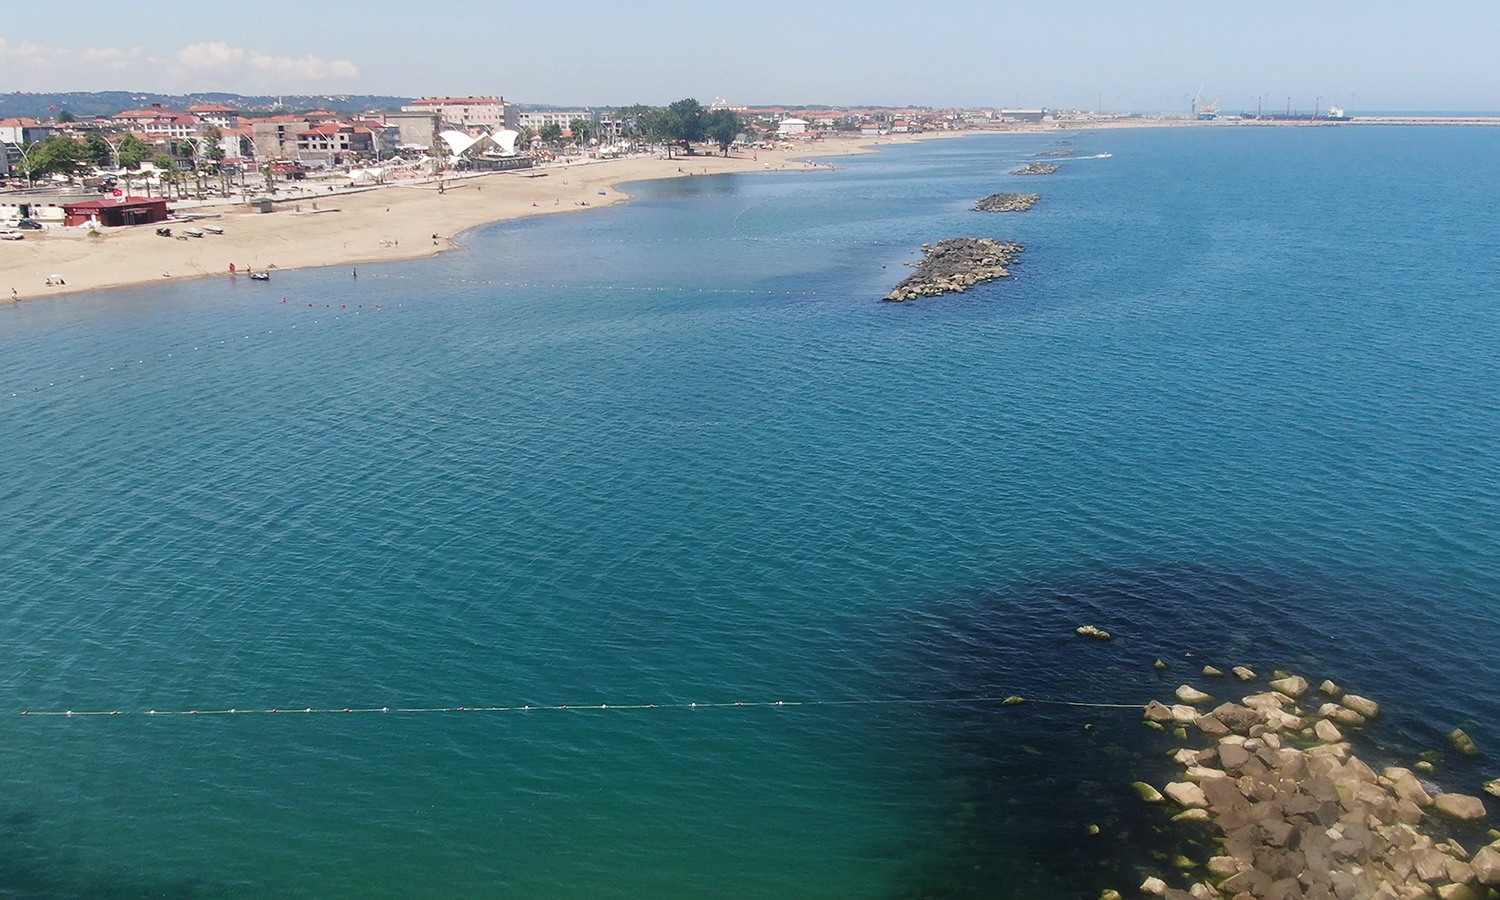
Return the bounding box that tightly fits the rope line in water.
[6,695,1144,719]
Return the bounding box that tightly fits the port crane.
[1194,85,1221,120]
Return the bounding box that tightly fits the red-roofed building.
[112,103,186,130]
[61,196,169,227]
[0,117,54,145]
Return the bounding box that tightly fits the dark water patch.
[883,560,1500,898]
[0,804,238,900]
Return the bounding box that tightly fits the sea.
[2,125,1499,900]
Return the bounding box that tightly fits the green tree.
[538,123,563,147]
[515,127,535,151]
[57,109,76,123]
[702,108,741,156]
[616,104,653,141]
[568,117,593,148]
[201,126,225,163]
[115,134,152,169]
[81,132,113,168]
[21,134,87,180]
[661,98,705,156]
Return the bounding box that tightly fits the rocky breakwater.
[1135,673,1499,900]
[884,237,1023,302]
[1013,163,1061,175]
[1036,149,1075,157]
[973,192,1040,212]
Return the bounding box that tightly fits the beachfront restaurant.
[61,197,170,228]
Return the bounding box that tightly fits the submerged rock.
[884,238,1023,302]
[1450,728,1481,756]
[972,192,1040,212]
[1232,666,1257,682]
[1485,778,1500,799]
[1203,665,1224,677]
[1076,624,1112,641]
[1133,781,1165,802]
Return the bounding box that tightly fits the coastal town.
[6,87,1489,299]
[1,90,1405,298]
[0,94,1125,296]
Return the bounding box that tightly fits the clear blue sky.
[3,0,1498,111]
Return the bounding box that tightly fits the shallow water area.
[2,127,1500,899]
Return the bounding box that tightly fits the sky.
[2,0,1499,112]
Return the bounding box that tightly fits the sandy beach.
[0,134,926,301]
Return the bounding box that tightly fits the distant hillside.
[0,92,415,119]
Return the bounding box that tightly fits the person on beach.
[229,263,236,274]
[11,288,17,302]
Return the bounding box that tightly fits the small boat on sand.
[203,225,224,235]
[183,228,204,238]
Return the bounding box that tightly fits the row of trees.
[617,100,742,157]
[9,128,227,196]
[512,101,743,158]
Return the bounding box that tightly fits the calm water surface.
[2,127,1499,899]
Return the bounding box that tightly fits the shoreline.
[6,115,1483,303]
[0,133,926,302]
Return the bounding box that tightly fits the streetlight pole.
[14,141,36,188]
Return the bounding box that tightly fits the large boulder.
[1145,700,1175,723]
[1269,675,1310,699]
[1342,694,1379,718]
[1176,684,1213,704]
[1210,702,1261,734]
[1170,704,1200,723]
[1383,767,1434,807]
[1194,714,1231,737]
[1218,743,1253,771]
[1471,845,1500,885]
[1165,782,1209,808]
[1434,793,1489,821]
[1484,777,1500,799]
[1315,719,1344,743]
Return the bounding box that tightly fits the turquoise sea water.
[3,127,1500,899]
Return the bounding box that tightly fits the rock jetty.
[972,192,1040,212]
[1132,672,1498,900]
[1036,149,1074,157]
[884,238,1022,302]
[1013,163,1061,176]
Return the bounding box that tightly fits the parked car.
[8,219,43,230]
[0,230,25,241]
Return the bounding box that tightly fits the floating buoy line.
[6,695,1145,719]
